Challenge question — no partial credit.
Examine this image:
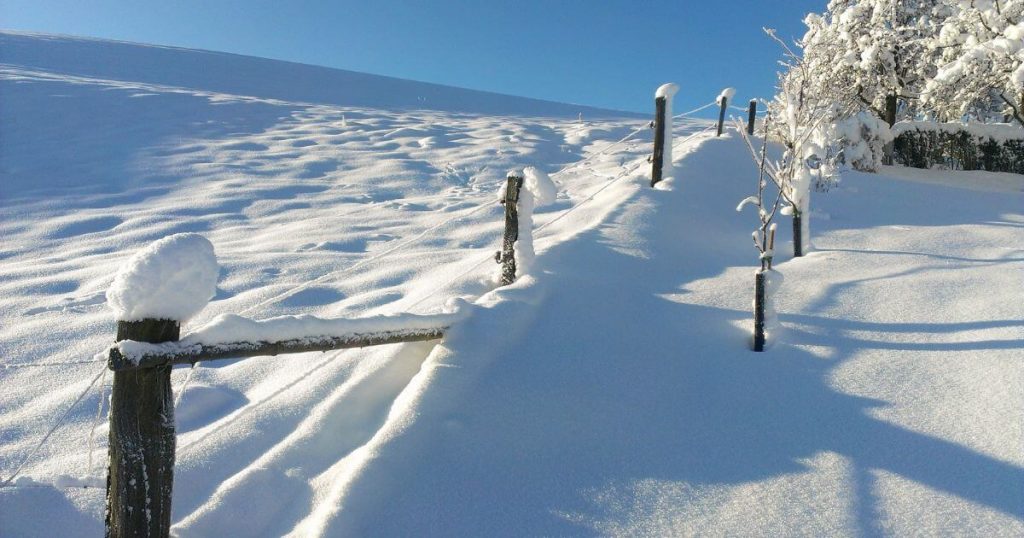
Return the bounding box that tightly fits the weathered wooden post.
[753,271,766,351]
[792,209,804,257]
[717,95,728,137]
[747,99,757,136]
[651,96,667,187]
[101,232,218,537]
[753,226,775,352]
[650,83,679,187]
[496,172,524,286]
[106,319,179,537]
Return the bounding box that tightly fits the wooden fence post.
[497,173,523,286]
[717,95,728,137]
[650,95,667,187]
[792,209,804,257]
[753,270,766,352]
[106,318,179,538]
[747,99,757,136]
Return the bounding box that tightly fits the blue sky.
[2,0,825,116]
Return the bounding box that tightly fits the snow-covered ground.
[2,32,1022,536]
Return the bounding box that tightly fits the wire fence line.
[3,358,106,369]
[0,364,107,489]
[406,121,718,315]
[674,100,718,119]
[2,97,725,491]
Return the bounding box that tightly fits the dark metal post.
[651,96,667,187]
[747,99,757,136]
[717,95,728,137]
[497,173,523,286]
[107,319,179,538]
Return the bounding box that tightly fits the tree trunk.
[883,93,898,165]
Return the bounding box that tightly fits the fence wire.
[4,95,724,489]
[1,364,107,488]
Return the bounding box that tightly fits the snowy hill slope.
[3,32,1023,537]
[0,31,640,119]
[0,31,660,535]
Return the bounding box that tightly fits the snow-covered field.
[2,32,1022,536]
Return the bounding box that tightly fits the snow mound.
[106,233,218,322]
[522,166,557,207]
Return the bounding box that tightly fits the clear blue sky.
[1,0,825,116]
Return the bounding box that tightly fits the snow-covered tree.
[925,0,1024,126]
[765,29,848,256]
[802,0,951,126]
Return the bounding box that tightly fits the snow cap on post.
[656,83,679,100]
[106,233,219,322]
[717,87,736,105]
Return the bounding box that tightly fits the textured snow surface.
[3,32,1023,538]
[106,233,218,322]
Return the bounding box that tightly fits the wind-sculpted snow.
[2,32,1023,538]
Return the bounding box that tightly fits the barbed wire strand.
[1,365,106,488]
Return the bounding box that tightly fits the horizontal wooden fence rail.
[109,326,450,371]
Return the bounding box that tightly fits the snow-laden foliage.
[829,111,895,172]
[801,0,951,126]
[106,233,219,322]
[796,0,1023,127]
[925,0,1024,125]
[764,29,850,252]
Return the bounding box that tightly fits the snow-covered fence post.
[716,88,735,137]
[495,168,557,286]
[747,99,757,136]
[107,319,179,537]
[497,172,524,286]
[651,83,679,187]
[103,234,219,538]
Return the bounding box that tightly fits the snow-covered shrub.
[830,112,894,172]
[892,121,1024,173]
